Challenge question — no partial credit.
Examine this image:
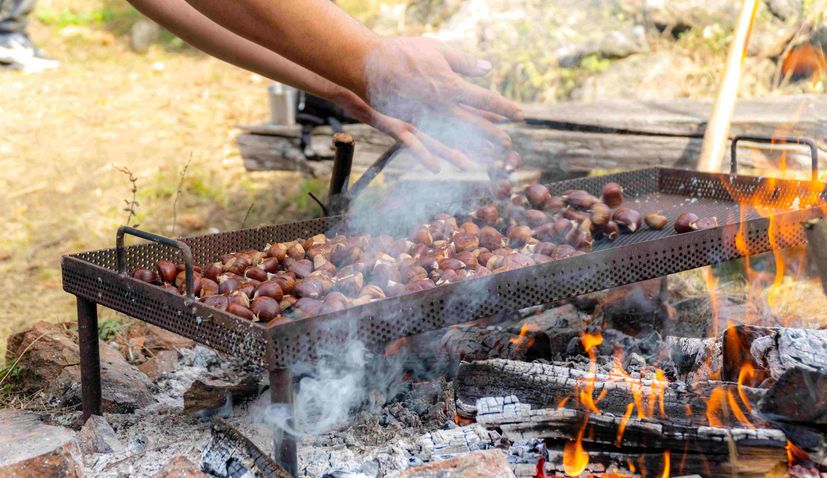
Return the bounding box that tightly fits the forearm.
[182,0,379,99]
[126,0,349,102]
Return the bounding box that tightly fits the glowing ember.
[615,402,635,447]
[534,457,546,478]
[786,440,810,467]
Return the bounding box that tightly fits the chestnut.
[359,284,386,300]
[401,264,429,283]
[228,290,250,307]
[132,268,158,284]
[204,262,223,282]
[411,226,433,245]
[237,282,256,299]
[551,218,574,240]
[693,216,719,230]
[544,196,566,214]
[251,296,280,322]
[284,258,313,279]
[228,303,256,321]
[479,226,505,250]
[294,297,323,317]
[454,251,478,268]
[525,184,551,209]
[601,182,624,208]
[674,212,700,233]
[551,244,578,259]
[438,258,465,271]
[321,292,351,313]
[244,266,269,282]
[453,232,479,252]
[156,260,178,284]
[218,275,241,295]
[405,279,436,293]
[564,190,600,210]
[490,179,512,200]
[294,278,324,299]
[644,212,668,230]
[596,221,620,241]
[254,279,284,301]
[507,225,533,247]
[224,255,252,275]
[335,272,364,296]
[590,203,611,227]
[286,243,306,260]
[612,207,642,233]
[534,242,557,256]
[524,210,548,228]
[200,278,219,297]
[267,243,288,261]
[460,221,480,236]
[160,283,181,295]
[476,204,499,226]
[201,294,229,311]
[271,273,296,294]
[563,208,590,223]
[261,257,280,274]
[175,270,202,296]
[279,295,299,312]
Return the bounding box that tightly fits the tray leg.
[270,368,297,477]
[77,296,102,421]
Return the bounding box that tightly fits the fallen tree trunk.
[455,359,764,428]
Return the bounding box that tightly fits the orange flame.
[737,363,756,413]
[563,416,590,477]
[511,322,538,348]
[578,332,604,414]
[615,402,635,447]
[706,386,728,428]
[782,43,827,86]
[786,440,810,467]
[661,450,671,478]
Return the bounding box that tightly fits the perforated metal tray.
[62,167,826,369]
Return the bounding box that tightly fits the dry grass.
[0,0,325,357]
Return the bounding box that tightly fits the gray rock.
[139,350,179,380]
[78,415,124,456]
[0,408,83,477]
[765,0,803,21]
[643,0,741,30]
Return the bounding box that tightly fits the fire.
[736,363,756,413]
[782,43,826,86]
[615,402,635,447]
[534,457,546,478]
[705,385,753,428]
[578,332,604,414]
[786,440,810,467]
[661,450,671,478]
[563,416,590,477]
[511,322,538,348]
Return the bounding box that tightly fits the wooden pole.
[697,0,760,172]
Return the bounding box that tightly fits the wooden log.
[475,397,788,478]
[722,325,827,381]
[760,366,827,425]
[455,359,765,428]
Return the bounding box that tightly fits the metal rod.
[347,142,403,200]
[77,297,102,421]
[329,133,354,198]
[730,135,819,182]
[270,368,297,477]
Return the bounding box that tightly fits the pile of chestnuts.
[131,156,718,324]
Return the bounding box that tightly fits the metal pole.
[77,297,102,420]
[270,368,297,477]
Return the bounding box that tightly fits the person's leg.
[0,0,59,72]
[0,0,37,34]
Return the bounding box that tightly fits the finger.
[449,104,513,149]
[417,132,475,171]
[451,80,524,121]
[438,44,492,77]
[459,104,509,123]
[395,128,441,174]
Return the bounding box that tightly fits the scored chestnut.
[132,268,158,284]
[674,212,700,233]
[644,211,668,230]
[475,204,499,227]
[590,202,611,227]
[251,296,280,322]
[525,184,551,209]
[612,207,642,233]
[254,279,284,301]
[156,259,178,284]
[227,303,256,321]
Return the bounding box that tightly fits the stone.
[183,375,261,419]
[0,408,83,478]
[138,350,179,380]
[128,323,195,353]
[155,456,208,478]
[77,415,124,456]
[7,321,155,412]
[760,367,827,425]
[399,449,515,478]
[765,0,802,21]
[643,0,741,30]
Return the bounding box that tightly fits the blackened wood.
[455,359,765,428]
[759,367,827,425]
[202,417,292,478]
[805,219,827,295]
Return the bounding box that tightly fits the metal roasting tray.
[62,140,826,369]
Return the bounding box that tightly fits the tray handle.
[731,135,819,182]
[116,226,196,299]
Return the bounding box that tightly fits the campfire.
[58,127,827,477]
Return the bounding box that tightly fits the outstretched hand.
[361,37,524,169]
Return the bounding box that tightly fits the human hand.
[332,88,475,173]
[361,36,523,165]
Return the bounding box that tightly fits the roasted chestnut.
[601,182,624,208]
[612,207,642,233]
[590,203,611,227]
[228,303,256,321]
[251,296,280,322]
[525,184,551,209]
[132,268,158,284]
[156,260,178,284]
[564,190,600,210]
[674,212,700,233]
[644,212,668,230]
[476,204,499,226]
[479,226,505,250]
[254,279,284,301]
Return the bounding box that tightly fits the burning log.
[455,359,765,429]
[475,397,788,478]
[722,325,827,382]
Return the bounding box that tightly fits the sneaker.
[0,32,59,73]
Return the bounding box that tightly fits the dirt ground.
[1,0,826,359]
[0,0,327,356]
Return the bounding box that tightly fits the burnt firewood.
[455,359,764,429]
[759,366,827,426]
[722,325,827,383]
[475,397,788,478]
